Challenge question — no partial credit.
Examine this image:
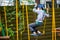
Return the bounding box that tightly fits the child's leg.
[33,27,38,33]
[29,23,37,33]
[36,22,43,35]
[29,22,43,36]
[33,26,42,35]
[29,23,39,36]
[29,22,43,33]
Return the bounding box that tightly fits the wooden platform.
[0,36,10,40]
[56,28,60,36]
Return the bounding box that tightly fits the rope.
[22,1,25,32]
[43,4,49,34]
[20,1,25,40]
[4,6,8,36]
[0,14,2,32]
[43,19,46,34]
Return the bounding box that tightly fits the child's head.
[36,4,45,10]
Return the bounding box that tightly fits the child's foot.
[30,32,38,36]
[37,31,42,36]
[31,33,38,36]
[37,33,42,36]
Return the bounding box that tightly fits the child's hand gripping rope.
[34,3,37,7]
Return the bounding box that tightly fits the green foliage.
[18,11,24,31]
[5,6,24,37]
[7,28,14,37]
[0,4,24,39]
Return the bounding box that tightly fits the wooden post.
[52,0,56,40]
[35,0,40,4]
[16,0,18,40]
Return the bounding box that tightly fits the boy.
[29,4,49,36]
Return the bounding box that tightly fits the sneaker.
[37,33,42,36]
[37,31,42,36]
[30,33,38,36]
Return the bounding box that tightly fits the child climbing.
[29,3,49,36]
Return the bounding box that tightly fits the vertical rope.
[16,0,18,40]
[52,0,56,40]
[0,14,2,31]
[20,1,25,40]
[22,1,25,32]
[0,13,1,22]
[20,32,22,40]
[4,6,8,36]
[26,4,30,40]
[43,4,49,34]
[43,19,46,34]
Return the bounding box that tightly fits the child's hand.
[46,14,50,17]
[49,15,52,17]
[35,3,37,6]
[46,8,49,13]
[34,3,37,7]
[47,14,52,17]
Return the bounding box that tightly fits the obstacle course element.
[0,36,10,40]
[0,0,60,40]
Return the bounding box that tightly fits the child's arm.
[44,10,49,17]
[33,3,39,13]
[33,8,39,13]
[45,13,49,17]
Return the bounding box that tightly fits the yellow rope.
[20,1,25,40]
[52,0,56,40]
[22,1,25,32]
[20,32,23,40]
[0,14,2,32]
[16,0,18,40]
[4,6,8,36]
[43,5,49,34]
[26,5,30,40]
[43,19,46,34]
